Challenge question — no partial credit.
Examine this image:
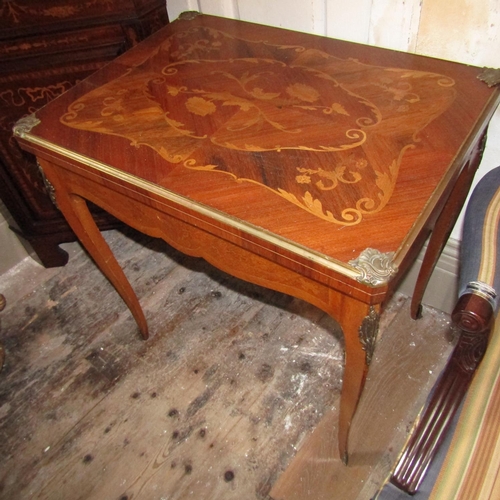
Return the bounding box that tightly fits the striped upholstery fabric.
[430,168,500,499]
[459,166,500,312]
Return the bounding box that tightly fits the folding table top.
[14,13,500,283]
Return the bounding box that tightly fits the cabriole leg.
[37,158,149,339]
[337,298,380,463]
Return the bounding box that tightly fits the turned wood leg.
[337,298,380,464]
[410,136,486,320]
[37,159,148,339]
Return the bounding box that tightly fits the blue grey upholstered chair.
[453,166,500,333]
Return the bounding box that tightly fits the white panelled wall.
[166,0,500,313]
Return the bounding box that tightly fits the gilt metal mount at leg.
[359,306,380,366]
[37,161,59,209]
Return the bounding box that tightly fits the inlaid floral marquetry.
[59,26,456,226]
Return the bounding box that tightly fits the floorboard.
[0,228,455,499]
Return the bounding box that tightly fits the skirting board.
[396,238,460,315]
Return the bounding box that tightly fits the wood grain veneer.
[13,13,500,464]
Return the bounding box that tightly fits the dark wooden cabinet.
[0,0,169,267]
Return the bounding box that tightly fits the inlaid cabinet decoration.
[0,0,168,267]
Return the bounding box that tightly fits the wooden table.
[13,12,500,464]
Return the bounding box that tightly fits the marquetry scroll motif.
[1,78,87,125]
[349,248,397,286]
[478,67,500,87]
[60,25,457,226]
[359,306,380,366]
[0,34,93,58]
[1,0,115,24]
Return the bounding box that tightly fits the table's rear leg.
[410,133,486,319]
[336,298,380,464]
[37,158,149,339]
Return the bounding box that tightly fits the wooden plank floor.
[0,227,456,500]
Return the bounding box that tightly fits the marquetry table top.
[15,13,500,284]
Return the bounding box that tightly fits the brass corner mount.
[349,248,397,287]
[13,115,40,138]
[478,67,500,87]
[178,11,201,21]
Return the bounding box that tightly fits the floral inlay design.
[1,0,115,23]
[60,26,457,226]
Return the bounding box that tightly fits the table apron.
[40,157,387,309]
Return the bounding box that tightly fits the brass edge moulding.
[478,68,500,87]
[349,248,397,286]
[11,128,363,282]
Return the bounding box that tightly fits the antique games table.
[13,12,500,463]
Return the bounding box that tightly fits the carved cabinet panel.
[0,0,168,267]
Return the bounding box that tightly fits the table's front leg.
[335,297,380,464]
[36,155,380,463]
[37,158,149,339]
